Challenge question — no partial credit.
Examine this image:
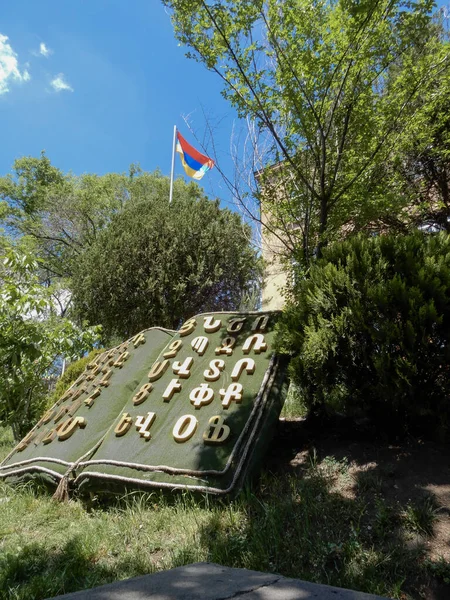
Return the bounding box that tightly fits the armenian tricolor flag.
[176,131,215,181]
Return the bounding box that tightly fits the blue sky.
[1,1,448,212]
[0,1,238,207]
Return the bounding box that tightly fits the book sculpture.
[0,311,288,498]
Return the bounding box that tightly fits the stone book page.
[0,312,289,497]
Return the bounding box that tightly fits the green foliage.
[0,245,101,440]
[0,427,14,463]
[424,557,450,585]
[71,175,262,339]
[163,0,449,264]
[0,441,443,600]
[402,495,439,537]
[45,349,103,409]
[357,471,384,496]
[277,232,450,436]
[280,382,308,419]
[0,157,261,343]
[0,153,140,280]
[389,41,450,231]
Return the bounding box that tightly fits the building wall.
[261,206,288,311]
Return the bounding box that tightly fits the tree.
[162,0,449,267]
[0,244,101,440]
[70,176,262,339]
[387,50,450,232]
[0,152,133,284]
[277,232,450,438]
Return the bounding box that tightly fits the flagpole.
[169,125,176,204]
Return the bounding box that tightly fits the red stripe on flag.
[177,132,214,167]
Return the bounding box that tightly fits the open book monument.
[0,311,289,499]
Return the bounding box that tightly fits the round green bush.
[277,232,450,437]
[45,349,103,409]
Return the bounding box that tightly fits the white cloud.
[50,73,73,93]
[32,42,53,58]
[0,33,30,95]
[39,42,52,57]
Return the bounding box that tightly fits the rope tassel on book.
[52,474,70,502]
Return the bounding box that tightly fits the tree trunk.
[315,195,329,259]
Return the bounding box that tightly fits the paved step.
[47,562,391,600]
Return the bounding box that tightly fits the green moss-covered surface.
[0,312,289,497]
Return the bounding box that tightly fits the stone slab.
[47,562,391,600]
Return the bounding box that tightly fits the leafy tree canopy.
[0,154,148,281]
[0,155,261,343]
[387,59,450,232]
[70,175,262,339]
[163,0,449,265]
[0,243,101,440]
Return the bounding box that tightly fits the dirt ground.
[268,418,450,599]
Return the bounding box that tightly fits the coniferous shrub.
[277,232,450,437]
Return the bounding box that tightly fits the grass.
[356,469,384,495]
[402,495,439,537]
[280,382,308,419]
[0,428,448,600]
[424,557,450,585]
[0,427,14,463]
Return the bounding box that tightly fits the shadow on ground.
[1,418,450,600]
[0,538,123,600]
